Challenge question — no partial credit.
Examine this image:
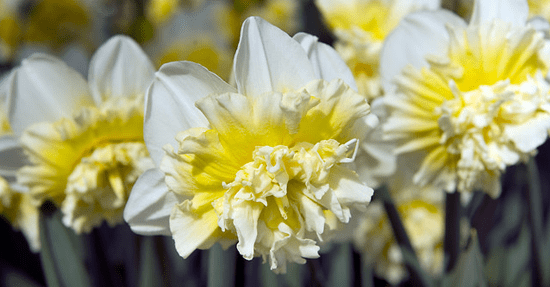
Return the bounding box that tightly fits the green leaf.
[442,230,486,287]
[484,224,531,287]
[39,210,91,287]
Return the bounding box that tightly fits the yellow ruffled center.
[216,139,358,258]
[62,142,153,234]
[18,96,153,232]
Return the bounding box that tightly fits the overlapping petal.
[380,10,466,94]
[234,17,316,96]
[88,35,156,104]
[7,54,94,136]
[124,168,181,236]
[293,33,358,91]
[144,61,236,165]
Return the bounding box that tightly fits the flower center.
[214,138,359,259]
[17,96,151,231]
[62,142,153,233]
[436,75,549,192]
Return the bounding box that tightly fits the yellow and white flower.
[146,1,234,80]
[216,0,301,48]
[124,17,374,273]
[315,0,440,101]
[380,0,550,197]
[1,35,155,234]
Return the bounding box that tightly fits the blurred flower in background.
[1,35,155,234]
[216,0,302,48]
[145,1,233,80]
[380,0,550,197]
[0,0,549,286]
[315,0,440,102]
[529,0,550,21]
[0,0,99,68]
[354,155,445,284]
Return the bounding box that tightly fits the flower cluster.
[1,0,550,285]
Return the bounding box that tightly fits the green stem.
[306,259,325,287]
[207,244,236,287]
[526,158,544,286]
[444,192,461,272]
[378,186,432,287]
[328,243,352,286]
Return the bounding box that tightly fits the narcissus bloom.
[315,0,440,101]
[146,1,233,80]
[216,0,301,48]
[1,35,155,234]
[124,17,375,273]
[380,0,550,197]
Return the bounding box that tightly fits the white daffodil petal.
[329,165,374,207]
[88,35,155,104]
[293,32,358,91]
[170,200,221,258]
[144,61,236,165]
[7,54,94,136]
[233,201,263,260]
[380,10,466,94]
[124,168,181,236]
[234,17,316,96]
[505,113,550,153]
[470,0,528,27]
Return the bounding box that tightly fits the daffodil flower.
[216,0,301,48]
[1,35,156,234]
[124,17,374,273]
[315,0,440,101]
[146,1,234,80]
[380,0,550,197]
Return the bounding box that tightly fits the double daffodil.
[380,0,550,197]
[124,17,375,273]
[1,35,155,234]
